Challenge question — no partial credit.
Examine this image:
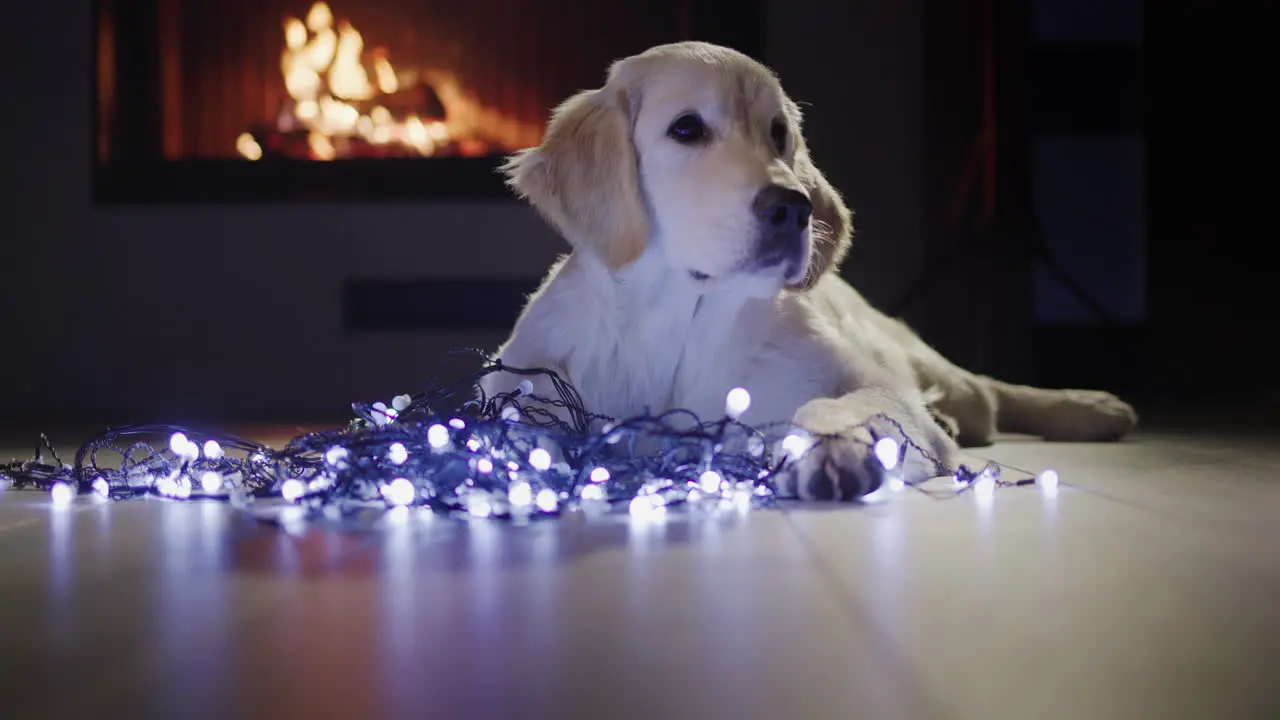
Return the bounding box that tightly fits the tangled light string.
[0,357,1059,527]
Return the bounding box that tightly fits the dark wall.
[1,0,935,422]
[765,0,930,311]
[905,0,1037,385]
[1145,3,1276,409]
[1022,0,1147,400]
[1029,0,1145,328]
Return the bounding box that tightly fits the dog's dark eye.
[667,113,708,144]
[770,118,788,154]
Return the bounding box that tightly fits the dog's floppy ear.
[787,137,854,292]
[501,87,648,270]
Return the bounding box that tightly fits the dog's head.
[502,42,852,292]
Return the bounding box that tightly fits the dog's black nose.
[752,185,811,269]
[753,185,812,230]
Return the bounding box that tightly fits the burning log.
[349,81,446,122]
[236,2,510,161]
[244,123,492,161]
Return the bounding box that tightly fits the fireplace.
[94,0,762,203]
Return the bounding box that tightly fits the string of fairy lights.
[0,356,1059,527]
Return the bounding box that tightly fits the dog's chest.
[569,300,832,429]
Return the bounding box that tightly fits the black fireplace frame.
[93,0,763,205]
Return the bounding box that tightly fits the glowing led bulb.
[427,424,450,449]
[517,379,535,396]
[467,493,493,518]
[448,417,466,430]
[782,433,811,459]
[699,470,723,494]
[601,421,622,444]
[203,440,224,460]
[535,488,558,512]
[92,476,110,499]
[281,478,306,502]
[155,473,177,496]
[169,432,198,460]
[501,405,520,422]
[50,481,74,507]
[391,394,413,412]
[1037,469,1059,490]
[629,495,653,518]
[476,457,494,474]
[629,492,666,519]
[581,484,604,501]
[371,402,398,426]
[589,466,610,483]
[466,437,482,452]
[383,477,416,507]
[325,446,349,467]
[200,471,223,493]
[529,448,552,471]
[724,387,751,419]
[973,471,996,499]
[387,442,409,465]
[508,482,533,508]
[874,437,900,470]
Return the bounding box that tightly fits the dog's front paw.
[777,425,884,501]
[1040,389,1139,442]
[777,398,948,501]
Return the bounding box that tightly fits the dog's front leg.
[780,387,958,500]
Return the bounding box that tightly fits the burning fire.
[239,1,540,161]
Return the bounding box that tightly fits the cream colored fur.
[480,42,1137,500]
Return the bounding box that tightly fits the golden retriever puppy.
[480,42,1137,499]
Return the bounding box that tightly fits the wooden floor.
[2,427,1278,719]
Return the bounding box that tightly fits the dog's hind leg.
[870,311,1137,444]
[877,317,1000,448]
[983,379,1138,441]
[922,375,998,447]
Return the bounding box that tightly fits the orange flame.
[240,1,542,160]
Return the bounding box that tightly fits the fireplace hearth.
[94,0,762,204]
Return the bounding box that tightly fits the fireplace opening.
[94,0,762,203]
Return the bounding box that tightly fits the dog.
[479,42,1137,499]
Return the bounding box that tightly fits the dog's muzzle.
[751,184,811,276]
